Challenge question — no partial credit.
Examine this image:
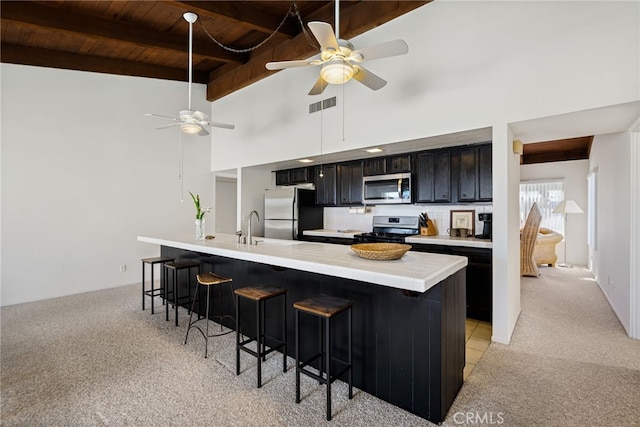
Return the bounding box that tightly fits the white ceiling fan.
[146,12,234,136]
[265,0,409,95]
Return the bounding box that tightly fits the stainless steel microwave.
[362,172,412,204]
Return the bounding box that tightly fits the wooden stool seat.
[141,256,174,314]
[163,261,200,326]
[295,294,353,421]
[196,272,232,286]
[184,272,235,358]
[294,295,353,318]
[235,285,287,388]
[235,285,286,301]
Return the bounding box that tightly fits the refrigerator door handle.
[291,190,296,239]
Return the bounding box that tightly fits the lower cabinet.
[412,243,492,322]
[300,235,354,245]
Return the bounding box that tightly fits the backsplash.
[323,204,493,236]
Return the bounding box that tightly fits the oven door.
[363,173,411,204]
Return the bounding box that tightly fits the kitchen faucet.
[247,210,260,245]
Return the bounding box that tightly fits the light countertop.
[138,233,467,293]
[406,235,493,249]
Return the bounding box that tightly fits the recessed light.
[365,148,384,153]
[298,158,314,163]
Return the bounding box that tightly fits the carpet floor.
[1,266,639,426]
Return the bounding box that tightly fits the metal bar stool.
[294,294,353,421]
[234,285,287,388]
[141,256,174,314]
[163,261,200,326]
[184,272,235,358]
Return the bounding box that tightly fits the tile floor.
[464,319,492,380]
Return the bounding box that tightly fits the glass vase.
[195,218,205,240]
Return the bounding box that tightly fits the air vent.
[309,96,337,114]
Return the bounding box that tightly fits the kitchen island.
[138,233,467,423]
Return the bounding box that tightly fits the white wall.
[210,1,639,343]
[589,132,632,334]
[520,160,589,266]
[214,177,237,234]
[1,64,213,306]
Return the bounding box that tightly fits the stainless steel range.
[353,216,420,244]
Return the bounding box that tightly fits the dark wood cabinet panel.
[416,149,450,203]
[388,154,412,173]
[363,157,386,176]
[411,243,492,322]
[338,160,363,205]
[314,164,337,206]
[478,144,492,201]
[275,167,309,186]
[458,147,477,202]
[275,170,290,186]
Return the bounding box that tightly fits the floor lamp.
[552,200,584,267]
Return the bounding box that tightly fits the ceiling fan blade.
[352,65,387,91]
[210,121,235,130]
[145,113,180,121]
[349,39,409,63]
[308,76,328,96]
[308,21,340,52]
[266,59,319,71]
[197,127,209,137]
[155,122,181,130]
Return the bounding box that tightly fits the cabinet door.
[458,147,477,201]
[433,149,451,202]
[416,152,435,202]
[290,167,309,184]
[275,170,290,186]
[315,164,337,206]
[349,161,363,204]
[388,154,411,173]
[363,157,386,176]
[338,161,363,205]
[478,144,492,201]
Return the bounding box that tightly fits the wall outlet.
[119,264,127,272]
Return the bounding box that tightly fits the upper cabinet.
[453,143,492,202]
[275,167,310,186]
[314,164,337,206]
[415,148,451,203]
[337,160,364,205]
[363,154,412,176]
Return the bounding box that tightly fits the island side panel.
[160,246,465,424]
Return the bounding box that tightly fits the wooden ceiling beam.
[171,1,300,38]
[0,1,244,64]
[0,43,208,84]
[206,1,430,101]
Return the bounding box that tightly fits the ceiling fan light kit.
[321,59,354,84]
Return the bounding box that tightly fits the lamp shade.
[320,59,354,84]
[553,200,583,214]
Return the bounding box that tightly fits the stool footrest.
[238,336,285,359]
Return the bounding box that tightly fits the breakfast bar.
[138,233,468,423]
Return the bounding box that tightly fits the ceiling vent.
[309,96,337,114]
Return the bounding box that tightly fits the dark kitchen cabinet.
[454,143,492,202]
[275,167,310,186]
[337,160,363,205]
[314,164,337,206]
[416,148,451,203]
[363,157,386,176]
[363,154,412,176]
[388,154,412,174]
[412,243,492,322]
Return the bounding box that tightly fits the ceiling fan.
[146,12,234,136]
[265,0,409,95]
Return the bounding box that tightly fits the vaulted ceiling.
[0,0,429,102]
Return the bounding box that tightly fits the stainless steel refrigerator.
[264,187,323,240]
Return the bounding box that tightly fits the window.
[520,180,565,234]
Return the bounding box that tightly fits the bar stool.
[234,285,287,388]
[163,261,200,326]
[141,256,174,314]
[294,294,353,421]
[184,272,235,358]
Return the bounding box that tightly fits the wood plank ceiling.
[0,0,429,102]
